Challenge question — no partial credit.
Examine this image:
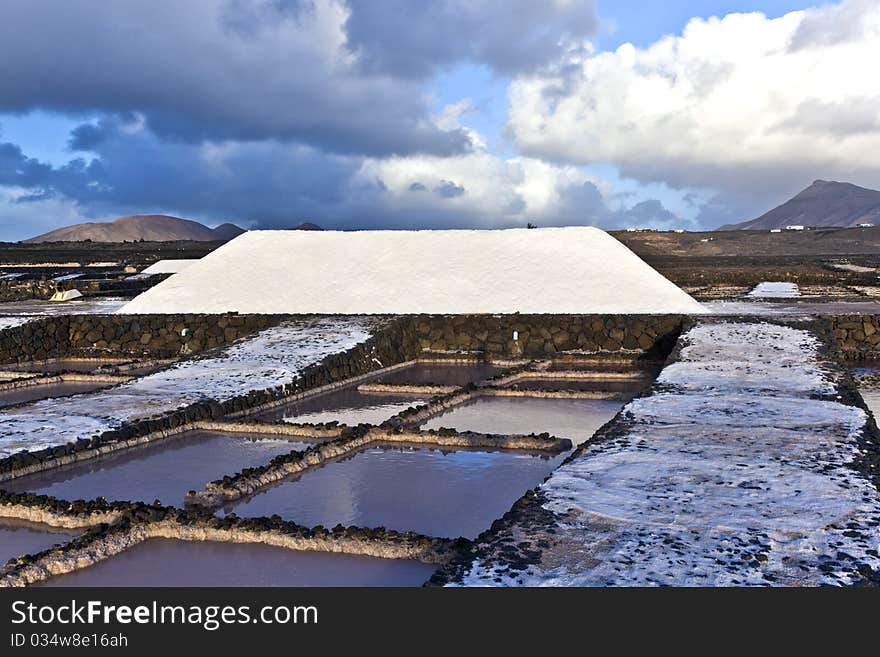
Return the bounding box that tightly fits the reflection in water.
[257,387,428,426]
[376,363,504,386]
[422,397,624,446]
[0,519,78,566]
[0,381,112,408]
[4,431,311,506]
[222,445,566,539]
[38,539,437,587]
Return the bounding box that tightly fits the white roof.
[141,259,199,275]
[120,228,703,314]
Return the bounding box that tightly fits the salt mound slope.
[142,259,198,275]
[119,227,703,314]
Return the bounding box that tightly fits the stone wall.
[66,314,282,359]
[0,279,55,302]
[829,315,880,360]
[407,314,684,360]
[0,314,284,364]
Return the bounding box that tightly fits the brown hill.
[720,180,880,230]
[24,215,245,243]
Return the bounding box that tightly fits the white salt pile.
[119,228,704,315]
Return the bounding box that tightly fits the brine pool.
[0,381,114,408]
[0,518,78,566]
[219,443,565,539]
[4,431,315,506]
[37,539,436,587]
[255,387,428,426]
[421,397,624,446]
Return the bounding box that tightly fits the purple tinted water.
[421,397,624,446]
[256,387,428,426]
[38,539,436,587]
[0,381,112,408]
[502,379,644,394]
[376,363,504,386]
[0,519,77,566]
[4,431,311,506]
[220,444,564,539]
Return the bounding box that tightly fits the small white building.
[784,225,806,231]
[770,229,782,233]
[858,223,874,228]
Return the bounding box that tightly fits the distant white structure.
[120,228,704,315]
[858,223,874,228]
[747,282,800,298]
[141,259,199,275]
[49,289,83,302]
[784,225,806,231]
[770,229,782,233]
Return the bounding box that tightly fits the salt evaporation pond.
[375,363,504,386]
[501,379,644,395]
[221,444,563,539]
[456,321,880,586]
[1,359,126,373]
[256,386,428,426]
[852,362,880,419]
[4,431,312,506]
[0,381,113,408]
[38,539,436,587]
[421,397,624,446]
[747,282,800,298]
[0,318,374,457]
[0,519,77,565]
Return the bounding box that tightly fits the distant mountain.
[720,180,880,230]
[211,222,248,240]
[24,215,246,243]
[292,222,322,230]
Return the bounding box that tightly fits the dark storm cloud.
[0,0,470,157]
[434,180,466,198]
[344,0,599,77]
[2,118,688,235]
[408,182,427,192]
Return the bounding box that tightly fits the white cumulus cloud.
[507,0,880,203]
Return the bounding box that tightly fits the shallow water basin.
[421,396,624,446]
[37,538,436,587]
[4,431,313,506]
[220,443,563,539]
[376,363,505,386]
[255,387,428,426]
[0,518,78,566]
[0,381,113,408]
[3,359,126,373]
[502,378,644,395]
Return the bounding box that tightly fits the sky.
[0,0,878,241]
